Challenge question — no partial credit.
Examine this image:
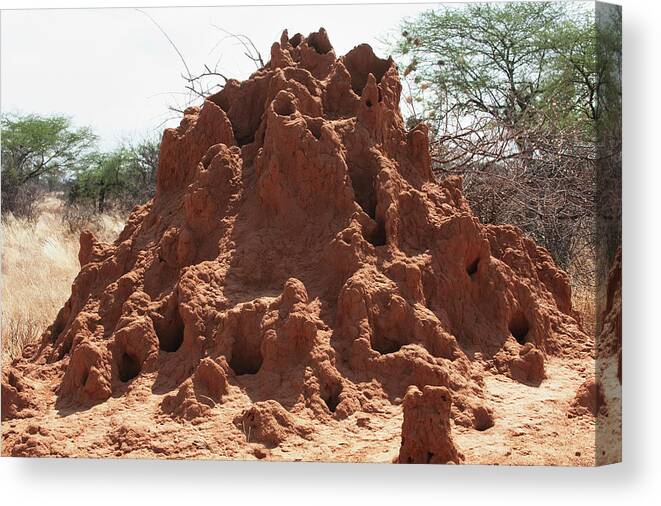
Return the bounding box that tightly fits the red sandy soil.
[1,29,620,464]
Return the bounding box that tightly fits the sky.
[1,3,439,149]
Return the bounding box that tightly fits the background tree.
[1,113,96,217]
[68,150,126,213]
[126,137,160,202]
[66,137,160,215]
[391,2,600,280]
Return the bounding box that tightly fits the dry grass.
[572,283,597,338]
[1,195,124,364]
[569,245,597,338]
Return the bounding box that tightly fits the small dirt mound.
[235,400,312,448]
[161,357,228,421]
[569,378,607,417]
[398,386,464,464]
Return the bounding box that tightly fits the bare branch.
[211,25,265,68]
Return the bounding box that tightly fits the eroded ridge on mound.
[2,29,589,460]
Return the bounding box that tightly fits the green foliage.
[595,4,622,139]
[394,2,598,143]
[389,2,617,276]
[1,112,160,217]
[1,113,96,216]
[67,138,160,213]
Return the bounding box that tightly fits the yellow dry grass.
[569,246,597,339]
[1,195,124,364]
[572,283,597,338]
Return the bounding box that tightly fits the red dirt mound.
[398,385,463,464]
[568,377,607,417]
[1,29,589,462]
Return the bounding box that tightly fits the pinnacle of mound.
[398,385,463,464]
[2,29,589,459]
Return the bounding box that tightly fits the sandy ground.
[2,356,611,465]
[596,355,622,465]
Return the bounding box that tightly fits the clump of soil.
[2,29,594,463]
[398,386,463,464]
[569,377,607,418]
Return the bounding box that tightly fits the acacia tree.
[1,113,96,217]
[69,151,126,213]
[391,2,601,276]
[123,137,160,204]
[66,137,160,214]
[395,2,597,143]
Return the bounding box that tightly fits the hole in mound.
[323,387,341,413]
[320,378,342,413]
[273,96,295,117]
[305,118,322,139]
[289,33,303,47]
[238,132,257,147]
[57,339,72,361]
[367,220,387,247]
[118,352,140,383]
[51,319,64,343]
[371,334,403,355]
[306,30,332,54]
[509,311,530,345]
[343,44,391,96]
[230,333,264,376]
[466,257,480,277]
[366,99,373,108]
[426,452,434,463]
[348,165,377,219]
[153,306,185,353]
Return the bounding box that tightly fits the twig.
[136,9,193,83]
[211,25,264,68]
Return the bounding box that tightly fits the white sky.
[1,3,440,149]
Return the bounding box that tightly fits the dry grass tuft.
[1,195,124,364]
[572,283,597,338]
[569,246,597,339]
